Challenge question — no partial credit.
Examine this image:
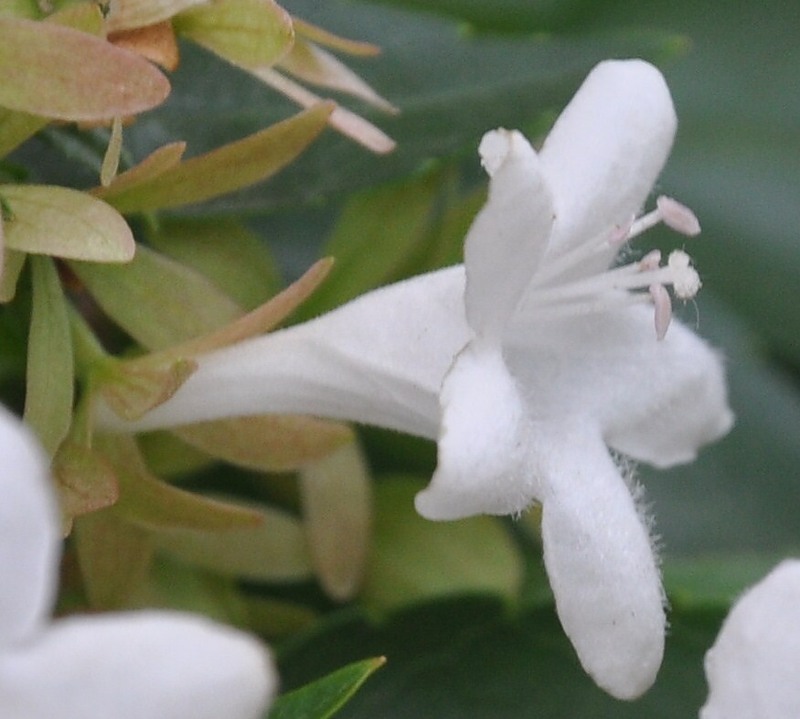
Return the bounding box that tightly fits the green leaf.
[360,477,523,613]
[269,657,386,719]
[174,0,294,69]
[0,108,47,159]
[71,243,242,350]
[0,17,169,120]
[24,255,73,455]
[2,185,134,261]
[664,554,793,611]
[148,216,282,309]
[279,596,722,718]
[149,500,313,582]
[300,440,372,601]
[101,104,334,213]
[74,509,155,610]
[96,434,264,531]
[174,414,352,473]
[122,4,681,213]
[297,169,441,319]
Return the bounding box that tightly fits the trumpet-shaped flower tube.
[101,60,733,699]
[0,406,276,719]
[701,560,800,719]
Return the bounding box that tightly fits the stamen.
[608,215,636,247]
[639,250,661,271]
[649,284,672,340]
[656,196,701,236]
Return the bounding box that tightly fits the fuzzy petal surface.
[464,129,553,338]
[538,421,664,700]
[415,341,535,520]
[0,408,59,646]
[105,267,470,438]
[506,306,733,468]
[538,59,677,274]
[701,560,800,719]
[0,611,276,719]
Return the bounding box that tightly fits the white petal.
[701,560,800,719]
[538,422,665,700]
[0,611,276,719]
[539,59,677,272]
[464,129,554,338]
[0,406,59,646]
[505,307,733,468]
[415,340,537,520]
[98,267,471,438]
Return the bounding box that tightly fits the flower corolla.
[101,59,733,700]
[701,560,800,719]
[0,406,276,719]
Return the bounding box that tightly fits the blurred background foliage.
[3,0,799,716]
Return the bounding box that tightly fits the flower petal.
[539,60,677,271]
[464,129,554,338]
[538,421,664,700]
[0,611,275,719]
[700,559,800,719]
[415,340,537,520]
[0,407,59,646]
[506,307,733,468]
[99,267,470,438]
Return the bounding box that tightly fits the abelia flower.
[0,406,275,719]
[701,560,800,719]
[102,59,733,699]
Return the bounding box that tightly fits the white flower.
[0,406,276,719]
[101,59,733,699]
[701,560,800,719]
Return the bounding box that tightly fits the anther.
[638,250,662,272]
[656,196,701,236]
[649,284,672,340]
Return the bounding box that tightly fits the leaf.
[173,0,294,69]
[0,108,47,159]
[147,216,282,310]
[96,433,264,531]
[360,477,523,614]
[98,357,198,421]
[174,414,353,472]
[71,243,242,350]
[300,440,372,601]
[149,500,313,582]
[251,68,396,154]
[0,17,170,120]
[74,509,155,610]
[92,142,186,200]
[53,434,120,534]
[278,597,722,719]
[269,657,386,719]
[123,257,333,363]
[108,21,180,71]
[296,170,441,320]
[278,39,397,113]
[291,17,382,57]
[1,185,135,261]
[101,103,334,213]
[24,255,73,455]
[0,247,24,302]
[120,6,681,212]
[664,554,793,611]
[105,0,207,33]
